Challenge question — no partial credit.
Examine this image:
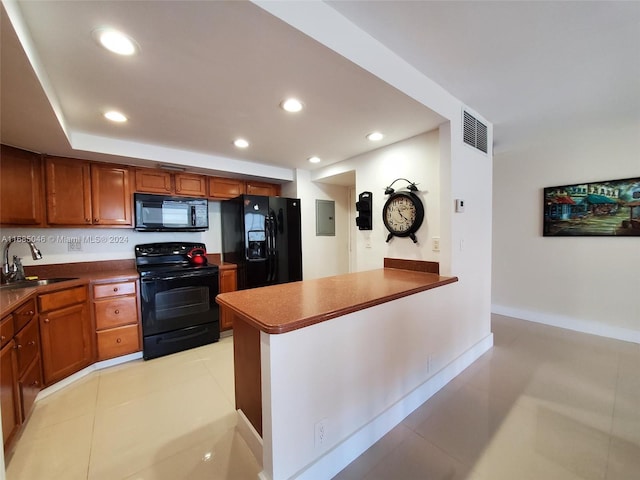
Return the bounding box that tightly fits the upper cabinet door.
[0,145,45,226]
[174,173,207,197]
[45,156,92,225]
[91,164,132,225]
[209,177,245,199]
[135,168,173,194]
[246,181,280,197]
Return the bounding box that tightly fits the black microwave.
[134,193,209,232]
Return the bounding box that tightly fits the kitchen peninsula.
[216,259,461,480]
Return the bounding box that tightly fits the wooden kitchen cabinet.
[1,314,15,349]
[219,266,237,331]
[14,316,40,376]
[14,317,43,422]
[208,177,245,199]
[135,167,207,197]
[246,180,280,197]
[174,173,207,197]
[93,279,140,361]
[12,298,37,333]
[91,163,132,225]
[0,144,45,226]
[1,299,44,451]
[45,156,131,226]
[18,355,42,422]
[135,168,173,194]
[1,340,19,448]
[45,156,92,225]
[39,286,93,385]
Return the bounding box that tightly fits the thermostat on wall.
[455,199,465,213]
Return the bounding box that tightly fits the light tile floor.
[5,335,261,480]
[335,315,640,480]
[5,315,640,480]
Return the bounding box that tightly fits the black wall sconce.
[355,191,373,230]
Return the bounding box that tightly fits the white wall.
[281,170,350,281]
[313,130,441,272]
[0,201,222,265]
[492,123,640,342]
[261,282,493,480]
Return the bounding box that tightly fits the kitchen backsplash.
[0,202,222,265]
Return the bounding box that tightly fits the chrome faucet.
[2,240,43,284]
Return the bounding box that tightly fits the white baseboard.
[492,304,640,345]
[36,351,143,401]
[288,333,494,480]
[237,409,263,469]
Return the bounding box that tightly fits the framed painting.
[543,177,640,236]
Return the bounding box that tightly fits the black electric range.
[135,242,220,359]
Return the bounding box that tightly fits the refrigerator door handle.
[269,212,278,283]
[271,213,278,282]
[266,215,274,282]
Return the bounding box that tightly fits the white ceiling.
[2,1,639,181]
[328,1,640,154]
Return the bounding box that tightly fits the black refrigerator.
[221,195,302,290]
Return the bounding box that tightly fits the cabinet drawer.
[19,356,42,422]
[13,298,37,332]
[95,296,138,330]
[1,315,14,348]
[15,319,39,376]
[93,281,136,299]
[39,286,87,313]
[96,324,139,361]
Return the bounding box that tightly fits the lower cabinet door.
[97,324,140,361]
[40,303,92,385]
[19,356,42,421]
[1,341,19,447]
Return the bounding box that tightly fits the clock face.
[384,195,418,234]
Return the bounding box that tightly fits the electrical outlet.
[68,241,82,252]
[432,237,440,252]
[314,418,328,447]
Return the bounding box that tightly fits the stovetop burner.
[135,242,218,276]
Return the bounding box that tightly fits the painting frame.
[543,177,640,237]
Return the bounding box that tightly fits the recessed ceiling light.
[104,110,128,123]
[281,98,303,113]
[93,28,138,56]
[367,132,384,141]
[308,156,321,164]
[234,138,249,148]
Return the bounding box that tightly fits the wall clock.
[382,190,424,243]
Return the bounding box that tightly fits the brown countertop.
[0,269,139,318]
[216,267,458,334]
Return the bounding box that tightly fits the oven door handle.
[141,272,217,282]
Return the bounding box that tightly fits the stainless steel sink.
[0,277,78,290]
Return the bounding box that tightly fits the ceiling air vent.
[463,109,488,154]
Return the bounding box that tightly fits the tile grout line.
[86,370,103,479]
[602,349,623,480]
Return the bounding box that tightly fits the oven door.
[140,271,219,337]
